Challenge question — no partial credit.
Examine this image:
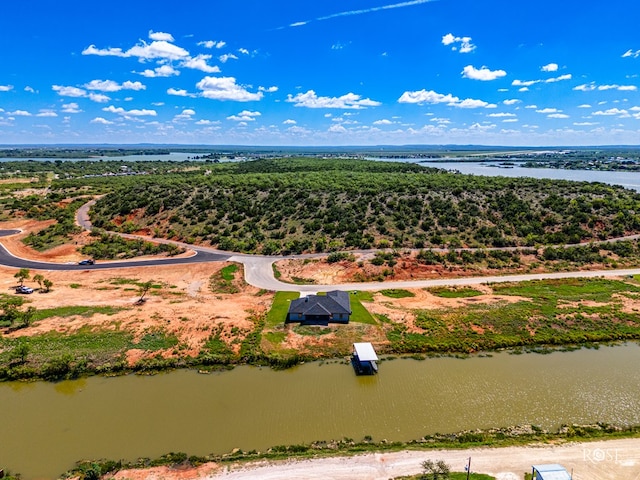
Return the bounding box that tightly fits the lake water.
[2,344,640,479]
[422,161,640,192]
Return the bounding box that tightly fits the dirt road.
[203,438,640,480]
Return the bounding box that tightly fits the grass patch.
[266,291,299,327]
[134,331,179,351]
[380,289,415,299]
[395,473,495,480]
[32,305,124,322]
[428,286,484,298]
[109,277,140,286]
[69,283,82,289]
[264,331,286,344]
[210,262,244,294]
[293,325,332,336]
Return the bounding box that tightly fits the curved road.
[0,200,639,291]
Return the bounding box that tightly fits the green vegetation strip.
[389,278,640,353]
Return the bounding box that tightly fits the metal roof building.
[532,464,572,480]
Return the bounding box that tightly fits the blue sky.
[1,0,639,146]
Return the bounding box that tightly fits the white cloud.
[622,49,640,58]
[518,87,529,92]
[8,110,31,116]
[36,110,57,117]
[541,63,559,72]
[328,124,348,133]
[0,85,14,92]
[88,93,110,103]
[575,82,637,92]
[502,118,519,123]
[84,79,146,92]
[227,110,261,121]
[52,85,86,97]
[148,31,174,42]
[198,40,226,49]
[599,84,637,91]
[102,105,157,116]
[195,119,220,125]
[574,83,596,92]
[457,98,496,109]
[577,104,592,108]
[52,85,109,102]
[503,99,520,105]
[487,112,516,117]
[545,74,572,83]
[259,86,279,93]
[24,86,35,93]
[138,65,180,77]
[525,105,538,109]
[91,117,115,125]
[287,90,381,109]
[81,45,126,57]
[373,119,394,125]
[283,119,297,125]
[548,113,569,119]
[398,89,495,108]
[536,108,561,114]
[398,89,458,105]
[592,108,629,116]
[167,88,191,96]
[442,33,476,53]
[219,53,239,63]
[513,74,571,87]
[174,109,196,121]
[83,40,189,62]
[196,76,263,102]
[238,48,249,55]
[462,65,506,81]
[574,122,599,126]
[62,102,82,113]
[181,54,220,73]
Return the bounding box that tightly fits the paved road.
[0,229,231,271]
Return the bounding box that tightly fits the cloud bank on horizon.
[0,0,639,146]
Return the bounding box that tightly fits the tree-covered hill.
[86,158,640,254]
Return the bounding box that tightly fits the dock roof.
[353,342,378,361]
[532,464,572,480]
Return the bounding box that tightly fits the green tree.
[42,278,53,293]
[14,268,30,286]
[33,273,45,290]
[20,306,36,328]
[0,296,23,325]
[421,459,451,480]
[136,280,154,304]
[9,338,30,363]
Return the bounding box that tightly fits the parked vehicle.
[78,259,95,265]
[15,285,34,294]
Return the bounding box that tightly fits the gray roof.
[288,291,351,316]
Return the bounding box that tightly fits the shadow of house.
[286,291,351,326]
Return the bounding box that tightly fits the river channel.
[2,343,640,479]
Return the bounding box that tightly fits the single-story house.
[531,464,572,480]
[286,291,351,326]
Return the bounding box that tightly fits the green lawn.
[266,291,299,327]
[349,291,377,324]
[380,289,415,299]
